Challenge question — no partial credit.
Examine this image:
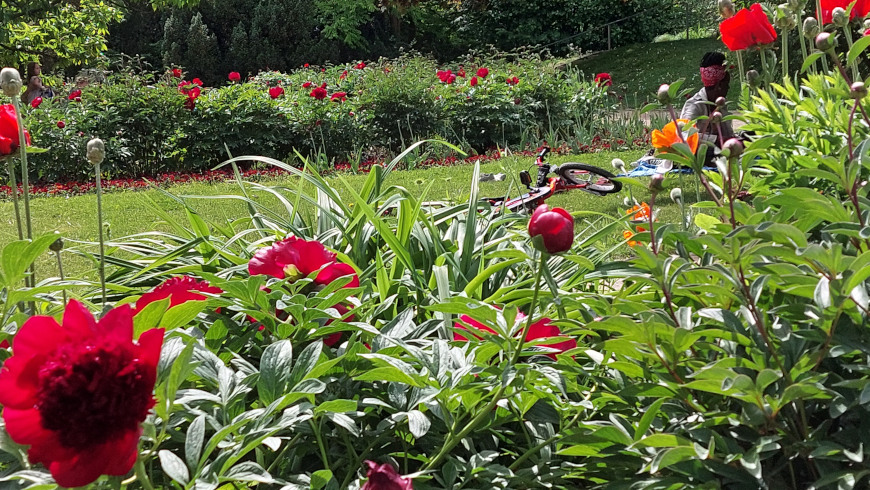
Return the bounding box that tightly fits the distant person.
[22,62,54,104]
[680,52,734,162]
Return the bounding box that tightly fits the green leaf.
[133,298,169,339]
[185,415,206,471]
[311,469,334,490]
[315,399,358,414]
[259,340,294,404]
[159,449,190,485]
[634,398,667,441]
[288,341,322,390]
[650,446,697,473]
[407,410,431,439]
[849,35,870,65]
[161,300,209,330]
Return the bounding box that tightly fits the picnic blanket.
[618,158,718,178]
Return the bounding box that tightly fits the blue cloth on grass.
[617,158,718,178]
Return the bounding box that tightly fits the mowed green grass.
[1,149,700,278]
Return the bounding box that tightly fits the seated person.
[680,52,734,163]
[22,62,54,104]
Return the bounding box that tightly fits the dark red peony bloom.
[0,105,31,155]
[30,97,42,109]
[302,81,313,88]
[476,67,489,78]
[355,62,366,69]
[136,276,222,311]
[0,300,163,488]
[248,236,359,287]
[594,73,612,87]
[191,78,203,87]
[528,204,574,254]
[437,69,454,83]
[331,91,348,102]
[68,89,82,101]
[506,76,519,86]
[454,313,575,360]
[340,70,348,80]
[470,76,478,87]
[228,71,241,82]
[457,68,466,78]
[172,68,182,78]
[57,121,65,129]
[269,86,285,99]
[361,461,413,490]
[310,86,327,100]
[819,0,870,23]
[719,3,777,51]
[184,96,196,110]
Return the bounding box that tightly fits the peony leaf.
[159,449,190,485]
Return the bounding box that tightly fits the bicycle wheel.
[556,163,622,195]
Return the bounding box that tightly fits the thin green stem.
[5,156,22,240]
[844,28,860,82]
[309,419,331,470]
[55,250,67,305]
[134,457,155,490]
[96,162,107,304]
[510,253,546,366]
[782,30,790,81]
[11,97,31,242]
[736,51,745,87]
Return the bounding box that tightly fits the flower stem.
[736,51,745,87]
[96,162,107,304]
[5,156,22,240]
[134,457,155,490]
[511,253,547,366]
[55,250,67,306]
[782,30,790,82]
[11,96,31,242]
[844,28,860,82]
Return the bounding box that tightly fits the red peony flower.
[476,67,489,78]
[355,62,366,69]
[506,76,519,85]
[0,105,31,155]
[269,86,285,99]
[0,300,163,488]
[57,121,65,129]
[310,86,327,100]
[437,69,453,83]
[331,91,348,102]
[470,76,478,87]
[454,312,576,360]
[68,89,82,101]
[594,73,612,87]
[719,3,777,51]
[457,68,466,78]
[302,81,313,88]
[304,63,310,68]
[184,96,196,110]
[228,71,241,82]
[171,68,182,78]
[188,86,201,100]
[30,97,42,109]
[361,461,413,490]
[136,276,222,311]
[819,0,870,23]
[340,70,348,80]
[248,236,359,287]
[528,204,574,254]
[191,78,203,87]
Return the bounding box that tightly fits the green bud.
[815,32,835,51]
[0,67,22,97]
[87,138,105,165]
[832,7,848,27]
[746,69,761,88]
[657,84,672,105]
[803,17,820,39]
[852,81,868,99]
[722,138,745,158]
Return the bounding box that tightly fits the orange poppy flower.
[652,119,699,154]
[623,227,647,247]
[626,202,651,221]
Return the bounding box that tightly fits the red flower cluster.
[476,67,489,78]
[355,62,366,69]
[269,86,285,99]
[594,73,612,87]
[57,121,65,129]
[178,80,203,110]
[68,89,82,101]
[528,204,574,254]
[454,312,576,360]
[437,70,456,84]
[362,461,413,490]
[0,104,30,155]
[31,97,42,108]
[506,76,519,85]
[171,68,182,78]
[331,91,348,102]
[340,70,348,81]
[470,76,479,87]
[137,276,222,310]
[719,3,777,51]
[302,81,313,88]
[310,84,328,100]
[820,0,870,23]
[0,300,163,487]
[228,71,241,82]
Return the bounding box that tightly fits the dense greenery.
[23,56,618,182]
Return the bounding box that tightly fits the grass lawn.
[572,37,740,106]
[1,148,704,278]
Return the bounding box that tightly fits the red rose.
[310,86,327,100]
[0,105,30,155]
[248,236,359,287]
[719,3,777,51]
[594,73,612,87]
[269,86,285,99]
[68,89,82,101]
[136,276,222,311]
[355,62,366,69]
[331,91,348,102]
[820,0,870,23]
[528,204,574,253]
[476,67,489,78]
[31,97,42,108]
[454,312,576,360]
[361,461,413,490]
[302,81,313,88]
[172,68,182,78]
[57,121,65,129]
[228,71,241,82]
[0,300,163,488]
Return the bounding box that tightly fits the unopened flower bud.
[723,138,744,158]
[803,17,820,39]
[832,7,848,27]
[719,0,735,18]
[815,32,835,51]
[670,187,683,203]
[710,111,724,124]
[852,81,868,99]
[87,138,105,165]
[0,68,22,97]
[746,69,761,88]
[657,84,672,105]
[612,158,627,172]
[649,173,665,194]
[775,6,795,29]
[715,96,727,108]
[49,237,64,252]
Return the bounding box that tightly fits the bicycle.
[482,147,622,213]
